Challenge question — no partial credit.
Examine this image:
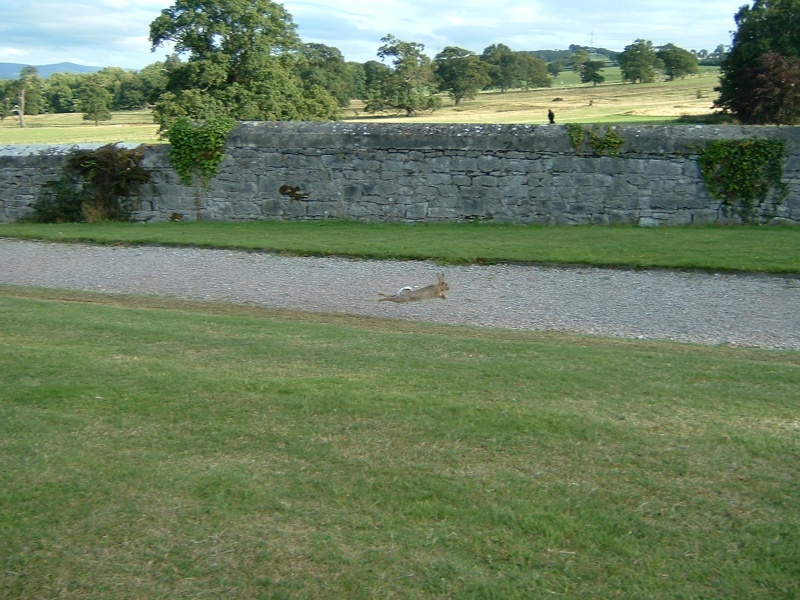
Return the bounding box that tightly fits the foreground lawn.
[2,221,799,274]
[1,286,798,598]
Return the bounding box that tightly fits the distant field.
[0,110,161,145]
[347,68,723,125]
[0,70,723,145]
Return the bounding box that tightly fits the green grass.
[0,110,161,145]
[350,69,723,125]
[0,71,723,146]
[1,286,798,598]
[2,221,799,274]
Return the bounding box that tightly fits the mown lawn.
[1,286,798,598]
[2,220,798,274]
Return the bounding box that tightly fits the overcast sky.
[0,0,746,70]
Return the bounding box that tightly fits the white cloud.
[0,0,742,69]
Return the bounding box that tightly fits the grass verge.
[2,221,798,274]
[1,285,798,598]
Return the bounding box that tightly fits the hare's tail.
[378,286,414,302]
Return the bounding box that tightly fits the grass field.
[0,70,723,145]
[1,285,798,598]
[3,66,798,597]
[347,68,723,125]
[0,110,161,145]
[2,221,798,274]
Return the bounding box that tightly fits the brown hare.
[378,273,449,303]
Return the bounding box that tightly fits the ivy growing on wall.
[698,138,787,222]
[564,123,625,157]
[165,117,236,187]
[27,144,150,223]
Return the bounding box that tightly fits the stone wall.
[2,123,799,225]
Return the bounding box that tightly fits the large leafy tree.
[136,62,170,106]
[722,51,800,124]
[43,72,81,113]
[11,66,44,127]
[433,46,491,105]
[294,43,353,108]
[516,53,551,89]
[480,45,550,92]
[569,49,590,74]
[715,0,800,124]
[149,0,338,130]
[361,60,390,98]
[345,61,367,101]
[0,80,14,120]
[481,44,522,92]
[79,76,113,125]
[364,35,441,116]
[580,60,606,86]
[657,43,699,80]
[618,39,658,83]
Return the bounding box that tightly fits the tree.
[515,53,551,89]
[43,72,81,113]
[569,49,590,74]
[137,62,170,106]
[547,61,563,78]
[580,60,606,86]
[657,43,699,80]
[79,77,114,125]
[721,52,800,124]
[481,44,522,91]
[715,0,800,124]
[433,46,491,105]
[618,39,658,83]
[149,0,339,130]
[11,66,43,127]
[361,60,390,99]
[294,43,352,107]
[364,35,441,116]
[0,80,14,120]
[345,61,367,101]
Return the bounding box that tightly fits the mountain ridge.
[0,62,103,80]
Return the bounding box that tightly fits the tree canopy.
[294,43,354,108]
[617,39,658,83]
[434,46,490,105]
[580,60,606,86]
[657,43,699,80]
[480,44,551,92]
[149,0,338,129]
[79,76,113,125]
[364,35,441,116]
[715,0,800,124]
[10,67,44,127]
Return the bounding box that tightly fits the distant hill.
[0,62,102,80]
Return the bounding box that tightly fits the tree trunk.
[17,89,26,128]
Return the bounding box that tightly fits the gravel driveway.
[1,238,798,350]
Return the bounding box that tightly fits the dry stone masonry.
[2,123,799,225]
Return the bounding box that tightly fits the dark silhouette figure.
[548,109,555,124]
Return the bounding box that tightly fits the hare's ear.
[437,273,446,283]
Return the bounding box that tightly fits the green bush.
[26,144,151,223]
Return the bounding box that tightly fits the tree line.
[1,0,798,127]
[0,37,704,124]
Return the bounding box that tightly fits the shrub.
[26,144,151,223]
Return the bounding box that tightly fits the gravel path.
[1,238,798,350]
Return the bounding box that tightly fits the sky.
[0,0,747,70]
